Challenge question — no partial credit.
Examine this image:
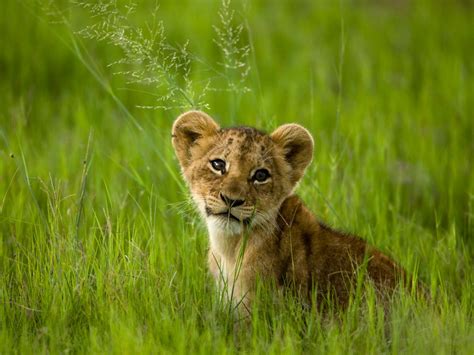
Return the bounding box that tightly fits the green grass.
[1,0,473,353]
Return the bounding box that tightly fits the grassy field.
[1,0,473,353]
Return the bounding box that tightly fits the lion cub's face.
[172,111,314,236]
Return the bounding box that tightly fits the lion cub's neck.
[207,219,270,288]
[207,226,242,261]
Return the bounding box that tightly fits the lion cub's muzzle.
[205,195,255,225]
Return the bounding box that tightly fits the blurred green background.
[1,0,473,353]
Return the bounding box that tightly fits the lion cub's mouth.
[205,207,251,225]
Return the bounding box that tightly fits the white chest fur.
[206,216,242,257]
[206,216,244,286]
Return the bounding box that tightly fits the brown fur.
[172,111,409,313]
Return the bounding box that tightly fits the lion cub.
[172,111,407,312]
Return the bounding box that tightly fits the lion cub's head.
[172,111,313,236]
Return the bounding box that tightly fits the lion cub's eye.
[253,169,271,183]
[210,159,226,174]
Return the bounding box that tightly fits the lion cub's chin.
[206,215,245,236]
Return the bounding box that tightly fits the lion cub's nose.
[220,193,245,207]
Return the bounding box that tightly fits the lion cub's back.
[277,196,406,305]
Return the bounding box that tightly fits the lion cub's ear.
[172,111,220,169]
[271,124,314,185]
